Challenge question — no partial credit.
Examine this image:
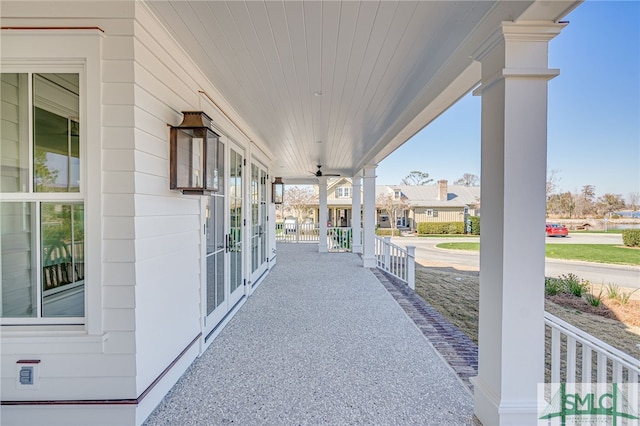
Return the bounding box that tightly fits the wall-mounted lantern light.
[170,111,220,195]
[272,177,284,204]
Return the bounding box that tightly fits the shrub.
[618,289,638,305]
[417,222,465,235]
[559,273,590,297]
[545,277,563,296]
[622,229,640,247]
[585,288,603,307]
[605,283,620,299]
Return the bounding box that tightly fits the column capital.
[362,164,377,178]
[473,21,566,63]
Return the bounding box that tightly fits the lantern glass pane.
[205,131,218,191]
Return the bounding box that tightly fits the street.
[390,233,640,289]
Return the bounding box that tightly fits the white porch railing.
[545,311,640,388]
[374,236,415,290]
[276,222,319,243]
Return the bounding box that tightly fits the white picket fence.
[545,311,640,388]
[374,236,415,290]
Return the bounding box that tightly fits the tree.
[376,192,408,234]
[546,169,560,200]
[596,193,625,218]
[453,173,479,187]
[401,171,433,185]
[283,186,315,222]
[576,185,596,217]
[627,192,639,216]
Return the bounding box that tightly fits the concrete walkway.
[144,243,474,425]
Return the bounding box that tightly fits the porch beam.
[318,176,328,253]
[351,176,362,254]
[362,165,376,267]
[471,21,565,426]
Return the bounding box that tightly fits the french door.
[250,161,269,283]
[203,140,245,337]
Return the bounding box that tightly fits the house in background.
[307,178,479,231]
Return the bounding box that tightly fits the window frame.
[2,68,85,325]
[1,30,103,333]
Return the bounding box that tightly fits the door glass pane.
[1,74,29,192]
[230,149,242,293]
[33,74,80,192]
[1,202,35,317]
[206,195,225,316]
[251,164,259,272]
[260,169,267,263]
[41,203,84,317]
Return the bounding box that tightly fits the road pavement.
[390,233,640,290]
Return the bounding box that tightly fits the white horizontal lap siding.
[100,29,140,400]
[413,207,465,223]
[130,7,209,398]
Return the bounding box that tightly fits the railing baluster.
[567,337,577,383]
[551,327,560,383]
[582,344,592,385]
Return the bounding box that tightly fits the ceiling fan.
[311,165,340,177]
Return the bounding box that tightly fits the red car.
[546,223,568,237]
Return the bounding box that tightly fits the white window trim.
[1,30,103,334]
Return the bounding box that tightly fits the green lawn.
[436,242,640,266]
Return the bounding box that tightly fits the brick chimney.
[437,180,448,201]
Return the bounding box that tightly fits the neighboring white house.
[1,1,583,425]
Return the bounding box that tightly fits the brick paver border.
[371,268,478,391]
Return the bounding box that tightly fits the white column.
[318,176,328,253]
[351,176,362,254]
[362,165,376,267]
[471,21,565,426]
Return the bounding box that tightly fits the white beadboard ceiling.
[146,1,579,182]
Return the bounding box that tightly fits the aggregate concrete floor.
[143,243,474,425]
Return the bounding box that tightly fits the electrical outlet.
[16,361,40,389]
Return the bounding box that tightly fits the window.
[336,186,350,198]
[394,190,401,199]
[426,209,434,217]
[1,72,84,322]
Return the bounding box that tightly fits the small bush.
[622,229,640,247]
[417,222,465,235]
[618,289,638,305]
[585,288,603,307]
[561,273,590,297]
[545,277,563,296]
[605,283,620,299]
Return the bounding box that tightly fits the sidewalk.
[143,243,474,425]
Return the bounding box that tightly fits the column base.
[362,255,376,268]
[318,242,328,253]
[472,376,541,426]
[352,244,362,254]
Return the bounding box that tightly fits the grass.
[414,266,640,360]
[436,242,640,266]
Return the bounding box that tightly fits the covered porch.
[143,242,476,425]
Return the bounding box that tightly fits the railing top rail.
[375,235,410,256]
[545,311,640,371]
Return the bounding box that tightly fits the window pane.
[1,74,29,192]
[1,202,36,317]
[41,203,84,317]
[33,74,80,192]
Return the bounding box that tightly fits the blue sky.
[377,0,639,201]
